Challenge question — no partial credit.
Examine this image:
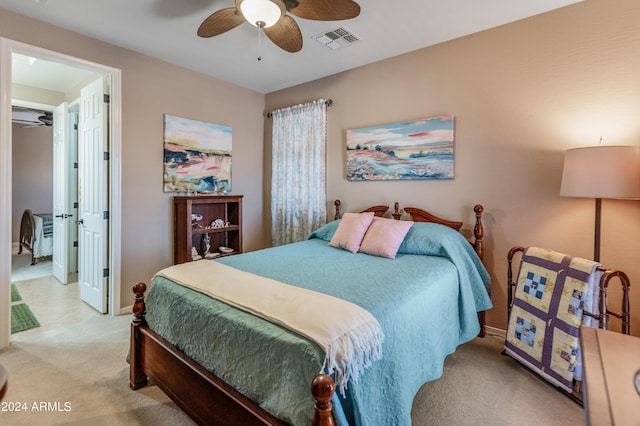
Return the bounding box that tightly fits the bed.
[18,209,53,265]
[130,200,492,426]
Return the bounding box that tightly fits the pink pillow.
[329,212,375,253]
[359,217,414,259]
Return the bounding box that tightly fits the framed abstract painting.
[346,115,454,181]
[163,114,232,193]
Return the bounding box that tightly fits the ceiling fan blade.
[197,7,245,38]
[287,0,360,21]
[264,15,302,53]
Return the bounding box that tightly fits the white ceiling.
[12,53,99,93]
[2,0,582,94]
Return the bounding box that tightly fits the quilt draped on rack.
[34,213,53,238]
[504,246,600,392]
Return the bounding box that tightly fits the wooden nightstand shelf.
[173,195,243,264]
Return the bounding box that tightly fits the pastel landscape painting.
[346,115,454,181]
[163,114,232,192]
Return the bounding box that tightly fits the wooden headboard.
[333,199,388,220]
[332,200,485,260]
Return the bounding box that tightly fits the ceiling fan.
[11,106,53,128]
[197,0,361,54]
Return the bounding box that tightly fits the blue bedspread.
[145,221,491,426]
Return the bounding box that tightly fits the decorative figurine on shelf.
[192,213,204,228]
[200,233,210,255]
[211,219,226,228]
[191,247,202,261]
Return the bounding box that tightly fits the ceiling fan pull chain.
[257,23,264,61]
[258,28,262,61]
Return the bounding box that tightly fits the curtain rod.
[267,99,333,118]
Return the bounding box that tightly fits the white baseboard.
[485,326,506,338]
[119,304,133,316]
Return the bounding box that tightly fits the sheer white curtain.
[271,99,327,246]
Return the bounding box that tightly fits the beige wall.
[12,83,65,106]
[11,123,53,241]
[265,0,640,336]
[1,8,266,311]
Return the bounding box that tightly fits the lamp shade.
[560,145,640,199]
[240,0,284,28]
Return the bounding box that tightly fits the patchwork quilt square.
[514,261,558,314]
[523,271,546,299]
[506,305,546,362]
[549,327,580,383]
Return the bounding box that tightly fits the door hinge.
[104,211,109,220]
[74,202,78,209]
[104,94,110,104]
[103,268,109,278]
[74,162,78,169]
[73,241,78,247]
[104,152,110,161]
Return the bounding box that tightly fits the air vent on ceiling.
[313,27,360,50]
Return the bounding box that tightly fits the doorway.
[12,98,79,285]
[0,38,123,350]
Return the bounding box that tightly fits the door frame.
[52,100,70,285]
[0,38,122,349]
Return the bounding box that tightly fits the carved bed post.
[311,374,335,426]
[473,205,484,261]
[334,200,341,221]
[130,282,148,390]
[473,205,486,337]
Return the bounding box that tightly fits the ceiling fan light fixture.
[239,0,284,28]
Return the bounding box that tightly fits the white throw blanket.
[33,215,53,258]
[155,260,384,393]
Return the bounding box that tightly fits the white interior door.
[78,77,109,313]
[52,102,71,284]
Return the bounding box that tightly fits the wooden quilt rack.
[506,246,631,403]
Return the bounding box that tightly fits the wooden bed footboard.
[130,282,335,426]
[18,209,37,265]
[18,209,52,265]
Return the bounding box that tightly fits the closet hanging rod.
[266,99,333,118]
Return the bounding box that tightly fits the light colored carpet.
[413,333,583,425]
[1,271,584,425]
[1,314,193,426]
[11,248,53,283]
[2,274,193,426]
